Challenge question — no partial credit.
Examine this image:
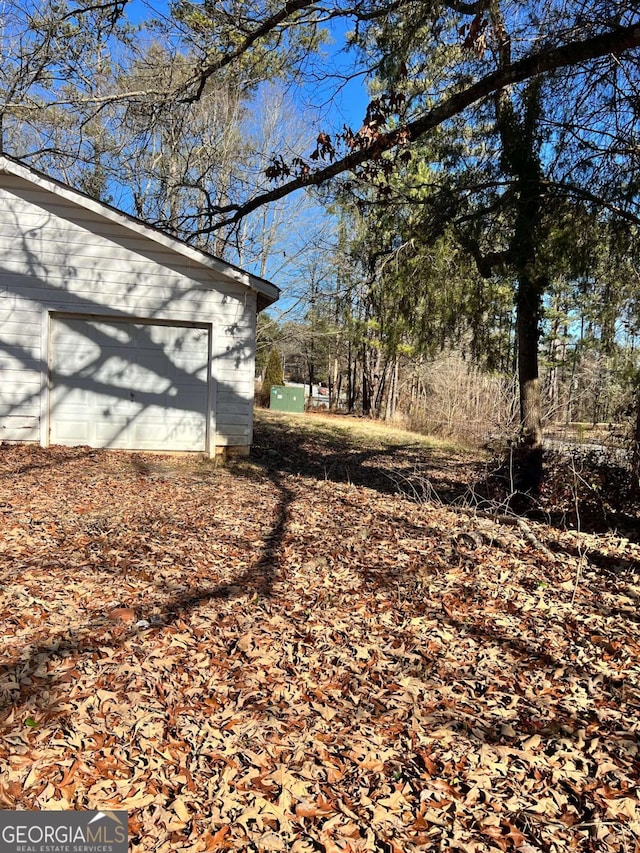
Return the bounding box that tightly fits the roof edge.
[0,154,280,307]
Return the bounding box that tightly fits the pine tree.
[262,347,284,407]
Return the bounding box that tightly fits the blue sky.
[310,17,371,130]
[119,0,368,294]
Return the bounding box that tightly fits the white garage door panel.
[50,317,209,451]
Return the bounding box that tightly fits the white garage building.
[0,155,279,455]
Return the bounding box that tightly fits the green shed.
[270,385,305,413]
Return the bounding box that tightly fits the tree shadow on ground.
[0,458,295,721]
[0,437,637,853]
[247,413,482,505]
[247,414,640,543]
[0,444,101,480]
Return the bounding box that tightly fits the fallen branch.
[455,506,558,562]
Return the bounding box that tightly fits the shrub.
[261,348,284,406]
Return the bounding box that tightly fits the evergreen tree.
[262,347,284,406]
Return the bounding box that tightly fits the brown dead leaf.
[1,432,639,853]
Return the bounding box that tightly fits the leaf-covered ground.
[1,410,639,852]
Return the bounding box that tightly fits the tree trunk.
[362,344,372,415]
[515,272,544,493]
[489,3,546,495]
[632,383,640,496]
[334,373,343,412]
[329,339,340,411]
[307,359,315,407]
[386,355,399,421]
[370,349,386,417]
[510,173,546,495]
[516,275,543,449]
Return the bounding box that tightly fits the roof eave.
[0,155,280,307]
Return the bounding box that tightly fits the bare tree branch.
[198,21,640,231]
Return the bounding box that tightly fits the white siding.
[0,175,257,449]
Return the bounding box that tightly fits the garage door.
[49,316,209,451]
